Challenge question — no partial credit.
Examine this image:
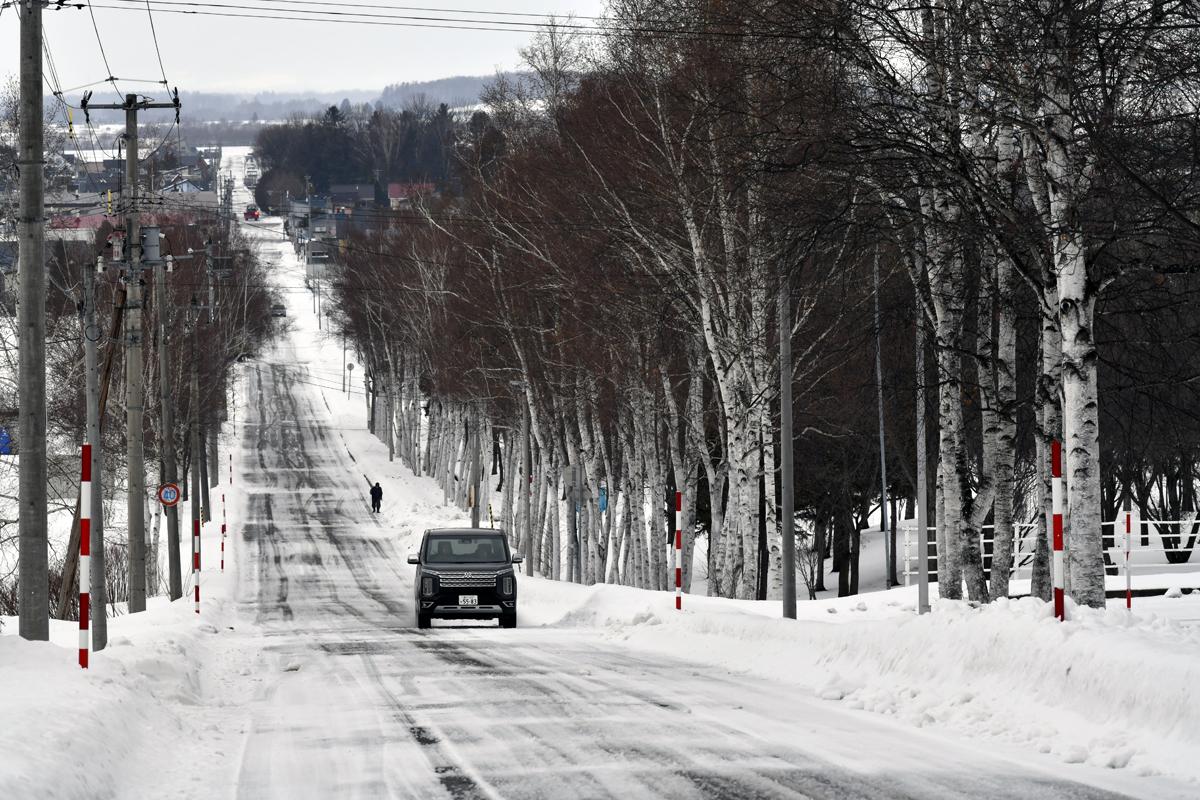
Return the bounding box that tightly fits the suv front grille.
[437,572,498,588]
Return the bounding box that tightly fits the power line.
[69,1,1200,46]
[143,0,171,85]
[83,0,825,41]
[212,0,612,23]
[84,0,125,101]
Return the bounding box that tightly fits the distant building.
[329,183,376,209]
[162,177,204,193]
[388,182,436,210]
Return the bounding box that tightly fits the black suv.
[408,528,523,629]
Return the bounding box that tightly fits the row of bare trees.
[331,0,1200,604]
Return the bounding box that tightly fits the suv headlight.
[501,574,514,596]
[421,576,435,596]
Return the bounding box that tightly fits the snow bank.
[513,576,1200,783]
[0,586,248,798]
[0,394,253,798]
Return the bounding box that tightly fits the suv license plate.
[459,595,479,606]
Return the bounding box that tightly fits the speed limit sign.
[157,482,181,507]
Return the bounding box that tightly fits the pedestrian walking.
[370,482,383,513]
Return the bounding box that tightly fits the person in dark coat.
[370,482,383,513]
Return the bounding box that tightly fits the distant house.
[163,177,204,193]
[388,182,436,210]
[329,183,376,209]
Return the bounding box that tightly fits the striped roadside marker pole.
[193,515,201,614]
[79,443,92,669]
[674,491,682,611]
[1124,501,1133,610]
[1051,439,1065,621]
[221,493,226,573]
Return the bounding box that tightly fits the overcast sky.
[1,0,605,95]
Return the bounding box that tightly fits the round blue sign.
[158,483,181,507]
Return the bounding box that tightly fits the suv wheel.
[417,613,432,629]
[500,613,517,629]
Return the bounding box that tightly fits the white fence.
[899,518,1200,586]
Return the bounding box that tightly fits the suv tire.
[500,613,517,629]
[417,613,432,629]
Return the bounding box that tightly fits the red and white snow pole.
[193,516,201,614]
[1051,439,1065,621]
[1124,501,1133,610]
[221,492,226,573]
[79,443,92,669]
[674,491,682,611]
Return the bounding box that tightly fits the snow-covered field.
[2,153,1199,798]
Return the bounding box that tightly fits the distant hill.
[378,73,524,110]
[78,75,521,125]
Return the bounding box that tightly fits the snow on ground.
[3,178,1200,798]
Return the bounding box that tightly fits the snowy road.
[200,178,1159,799]
[230,355,1144,800]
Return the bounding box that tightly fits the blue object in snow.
[0,427,10,455]
[598,485,607,513]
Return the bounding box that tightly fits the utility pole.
[82,91,180,614]
[916,315,931,614]
[470,412,482,528]
[873,248,892,586]
[566,463,578,582]
[387,390,394,462]
[779,273,797,619]
[18,0,49,640]
[155,250,182,600]
[124,97,147,613]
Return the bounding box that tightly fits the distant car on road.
[270,303,286,317]
[244,204,260,221]
[409,528,522,629]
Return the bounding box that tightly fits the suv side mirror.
[511,552,524,564]
[407,554,419,565]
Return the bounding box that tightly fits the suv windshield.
[423,533,508,564]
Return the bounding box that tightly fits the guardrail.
[899,518,1199,587]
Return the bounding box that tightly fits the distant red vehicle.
[244,204,260,221]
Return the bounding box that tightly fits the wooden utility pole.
[18,0,49,640]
